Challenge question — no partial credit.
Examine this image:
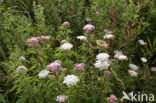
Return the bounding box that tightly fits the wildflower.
[94,53,111,70]
[104,34,114,39]
[96,53,110,61]
[129,64,138,71]
[108,94,118,103]
[118,55,128,60]
[27,37,39,47]
[17,66,27,72]
[41,36,51,41]
[83,24,95,33]
[74,63,85,71]
[128,70,138,77]
[19,56,26,61]
[141,57,147,63]
[104,29,113,34]
[60,40,68,45]
[138,40,147,45]
[96,40,108,48]
[104,71,111,77]
[56,95,68,103]
[37,4,41,7]
[38,69,49,78]
[60,42,73,50]
[151,67,156,71]
[46,60,62,73]
[62,22,70,28]
[94,60,111,70]
[96,11,99,15]
[63,75,79,87]
[36,37,41,41]
[76,36,87,41]
[114,50,123,59]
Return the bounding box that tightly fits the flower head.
[96,40,108,48]
[83,24,95,33]
[118,55,128,60]
[114,51,128,60]
[36,37,41,41]
[62,22,70,28]
[96,53,110,61]
[128,70,138,77]
[41,36,51,41]
[96,11,99,15]
[17,66,27,72]
[60,42,73,50]
[60,40,68,45]
[74,63,85,71]
[94,53,111,70]
[37,4,41,7]
[151,67,156,71]
[114,50,123,59]
[19,56,26,61]
[129,64,138,71]
[38,69,49,78]
[94,60,111,70]
[56,95,68,103]
[138,40,147,45]
[104,34,114,39]
[63,75,79,87]
[141,57,147,63]
[46,60,62,73]
[104,71,111,77]
[108,94,118,103]
[77,36,87,41]
[27,37,39,47]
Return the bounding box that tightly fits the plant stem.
[110,68,126,90]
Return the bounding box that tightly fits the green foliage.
[0,0,156,103]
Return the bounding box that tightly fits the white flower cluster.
[38,69,49,78]
[104,29,114,39]
[114,50,128,60]
[141,57,147,63]
[128,70,138,77]
[129,64,138,71]
[77,36,87,41]
[56,95,68,103]
[60,42,73,50]
[138,40,147,45]
[63,75,79,87]
[94,53,111,70]
[128,64,138,77]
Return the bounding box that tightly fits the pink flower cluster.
[46,60,62,73]
[60,40,68,45]
[96,11,99,15]
[17,66,27,72]
[27,36,51,47]
[62,22,70,28]
[83,24,95,33]
[151,67,156,71]
[37,4,41,7]
[108,94,118,103]
[104,71,111,77]
[74,63,85,71]
[40,36,51,41]
[27,37,39,47]
[19,56,26,61]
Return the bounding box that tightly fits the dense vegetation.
[0,0,156,103]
